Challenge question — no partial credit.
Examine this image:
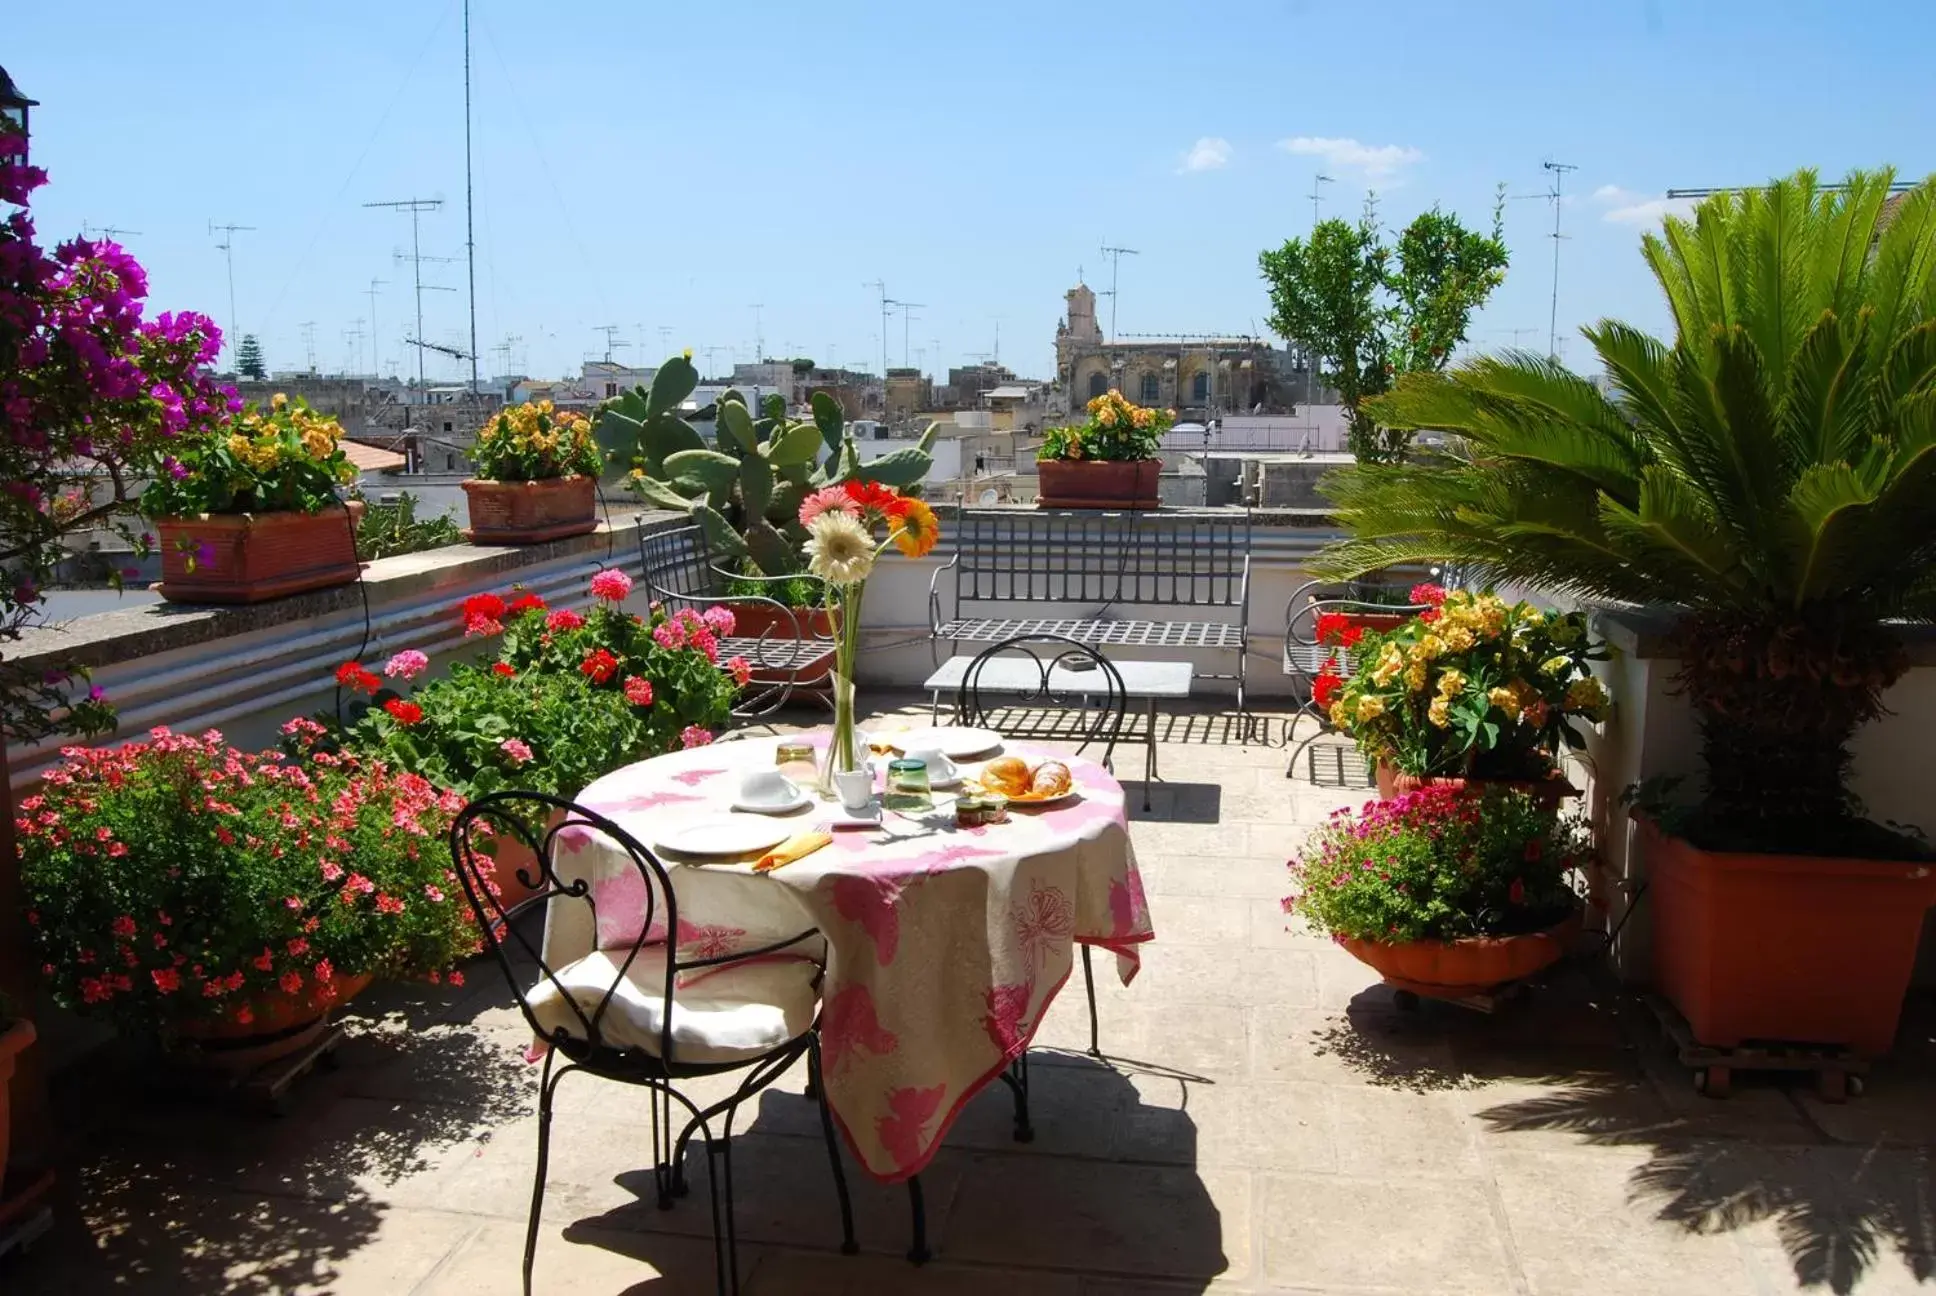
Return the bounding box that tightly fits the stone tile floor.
[13,694,1936,1294]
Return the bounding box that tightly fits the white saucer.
[653,816,793,857]
[828,803,883,827]
[731,787,814,815]
[891,726,1004,759]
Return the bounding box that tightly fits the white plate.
[730,786,814,815]
[1004,788,1080,809]
[653,816,794,857]
[890,726,1005,759]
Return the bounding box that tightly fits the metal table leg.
[1143,696,1157,811]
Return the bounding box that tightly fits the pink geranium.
[500,737,534,765]
[680,725,714,749]
[623,676,655,707]
[652,620,686,651]
[702,605,737,636]
[799,485,858,526]
[590,569,634,603]
[545,608,585,633]
[383,650,430,681]
[726,656,752,687]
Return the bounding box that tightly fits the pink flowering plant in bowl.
[1286,784,1589,945]
[325,571,736,807]
[15,727,482,1035]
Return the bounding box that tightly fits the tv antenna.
[461,0,479,395]
[594,324,622,363]
[83,222,142,242]
[365,278,387,378]
[863,280,893,377]
[343,321,365,375]
[1099,244,1139,342]
[208,220,256,366]
[1539,161,1577,360]
[891,301,924,368]
[363,197,445,386]
[300,320,318,373]
[405,335,474,363]
[658,325,672,356]
[493,333,522,377]
[1309,172,1333,229]
[748,304,765,364]
[701,345,732,379]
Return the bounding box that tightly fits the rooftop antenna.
[365,278,387,377]
[343,321,364,375]
[1309,172,1333,228]
[1305,174,1332,415]
[1541,160,1578,360]
[208,220,256,366]
[701,345,732,380]
[594,324,621,363]
[82,222,142,242]
[863,280,892,377]
[1099,244,1139,342]
[892,301,925,368]
[657,325,672,357]
[749,304,765,363]
[363,197,445,386]
[300,320,318,373]
[492,333,521,377]
[462,0,479,394]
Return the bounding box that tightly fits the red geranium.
[843,480,900,514]
[1314,613,1365,649]
[1410,582,1447,608]
[1313,662,1346,708]
[491,662,517,678]
[579,648,619,685]
[508,591,547,616]
[335,661,381,695]
[383,698,424,726]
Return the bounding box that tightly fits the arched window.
[1191,371,1208,403]
[1139,372,1160,404]
[1087,372,1108,400]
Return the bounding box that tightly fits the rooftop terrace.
[12,695,1936,1295]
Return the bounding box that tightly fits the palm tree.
[1313,168,1936,852]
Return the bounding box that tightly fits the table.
[922,655,1193,808]
[553,732,1155,1183]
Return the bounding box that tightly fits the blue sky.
[13,1,1934,385]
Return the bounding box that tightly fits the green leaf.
[640,415,705,465]
[664,449,740,496]
[745,521,798,577]
[692,503,748,558]
[593,405,643,466]
[631,476,696,512]
[647,354,699,418]
[857,446,932,489]
[767,422,825,466]
[767,480,810,528]
[717,400,757,453]
[811,391,845,452]
[740,450,773,519]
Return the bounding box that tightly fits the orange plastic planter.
[1342,913,1579,998]
[1641,816,1936,1055]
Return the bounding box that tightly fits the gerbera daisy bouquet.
[797,479,942,786]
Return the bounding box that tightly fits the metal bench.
[638,524,836,720]
[1281,578,1432,781]
[929,509,1251,719]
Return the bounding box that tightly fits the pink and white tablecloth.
[547,732,1154,1181]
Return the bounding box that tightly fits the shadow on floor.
[560,1050,1234,1292]
[12,1013,531,1295]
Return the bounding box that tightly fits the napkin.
[755,830,832,873]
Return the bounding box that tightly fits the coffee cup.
[832,766,876,813]
[903,748,958,783]
[739,769,797,808]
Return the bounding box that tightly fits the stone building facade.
[1052,282,1311,419]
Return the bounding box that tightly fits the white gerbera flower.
[803,510,876,585]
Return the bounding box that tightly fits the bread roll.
[1028,761,1072,796]
[981,756,1031,796]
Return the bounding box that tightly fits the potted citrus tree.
[1323,587,1607,801]
[138,393,363,603]
[1288,784,1590,1001]
[1316,167,1936,1056]
[17,729,482,1068]
[1036,389,1170,509]
[463,398,602,543]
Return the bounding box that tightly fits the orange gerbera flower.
[891,497,940,558]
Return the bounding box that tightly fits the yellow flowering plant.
[472,398,601,482]
[1327,585,1610,780]
[139,393,356,517]
[1037,389,1171,463]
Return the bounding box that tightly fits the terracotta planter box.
[1036,458,1161,510]
[0,1018,33,1187]
[1641,816,1936,1055]
[727,600,838,685]
[1375,762,1577,810]
[463,475,598,544]
[155,503,364,604]
[1342,912,1580,999]
[171,971,374,1072]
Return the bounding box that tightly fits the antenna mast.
[462,0,479,394]
[892,302,925,368]
[1099,244,1140,342]
[208,220,256,366]
[365,278,387,378]
[1541,160,1577,360]
[749,304,765,364]
[863,280,892,378]
[594,325,621,363]
[364,197,445,387]
[300,321,318,374]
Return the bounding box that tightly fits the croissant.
[980,756,1032,796]
[1028,761,1072,797]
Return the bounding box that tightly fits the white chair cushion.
[526,948,818,1065]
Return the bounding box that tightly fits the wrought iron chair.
[1281,579,1433,782]
[951,633,1128,1058]
[449,791,856,1296]
[638,524,837,721]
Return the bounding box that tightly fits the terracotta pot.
[1341,912,1580,998]
[155,502,364,604]
[477,811,562,912]
[725,600,838,685]
[462,475,598,544]
[0,1018,34,1186]
[1036,458,1161,510]
[1641,816,1936,1055]
[1375,762,1577,809]
[172,971,374,1072]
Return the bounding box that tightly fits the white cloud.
[1592,185,1697,227]
[1277,136,1424,182]
[1178,137,1232,174]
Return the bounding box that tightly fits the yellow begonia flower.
[1404,661,1428,693]
[1428,696,1451,728]
[270,393,289,410]
[1328,699,1349,729]
[1541,655,1571,676]
[1438,669,1466,697]
[1355,695,1386,721]
[1488,686,1522,720]
[1442,626,1476,652]
[1370,645,1405,686]
[1565,677,1609,717]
